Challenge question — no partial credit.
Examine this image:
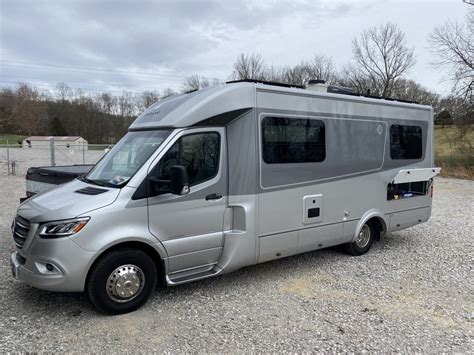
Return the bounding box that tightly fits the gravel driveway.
[0,176,472,352]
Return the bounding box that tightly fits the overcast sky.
[0,0,469,96]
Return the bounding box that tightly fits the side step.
[166,265,222,285]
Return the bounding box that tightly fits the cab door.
[146,128,227,273]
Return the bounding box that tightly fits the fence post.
[82,142,85,164]
[50,138,56,166]
[6,140,10,175]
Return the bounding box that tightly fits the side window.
[262,116,325,164]
[152,132,220,194]
[390,125,422,160]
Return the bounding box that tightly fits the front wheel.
[344,222,378,256]
[86,249,157,315]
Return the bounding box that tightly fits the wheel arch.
[353,210,388,242]
[85,240,168,290]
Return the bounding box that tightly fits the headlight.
[38,217,90,238]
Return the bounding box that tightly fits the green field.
[0,135,27,145]
[434,125,473,179]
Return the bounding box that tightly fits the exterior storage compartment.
[258,231,298,263]
[389,207,430,232]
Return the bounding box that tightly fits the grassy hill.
[434,125,473,179]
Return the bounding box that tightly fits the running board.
[166,265,223,285]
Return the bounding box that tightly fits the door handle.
[205,193,222,201]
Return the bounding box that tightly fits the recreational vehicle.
[10,80,440,314]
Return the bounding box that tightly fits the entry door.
[147,128,227,273]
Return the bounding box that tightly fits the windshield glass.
[85,130,171,187]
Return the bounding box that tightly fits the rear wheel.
[344,222,378,256]
[87,249,157,315]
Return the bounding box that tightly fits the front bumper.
[10,235,96,292]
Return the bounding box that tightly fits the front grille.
[12,215,30,249]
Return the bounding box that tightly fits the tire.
[87,249,157,315]
[344,221,379,256]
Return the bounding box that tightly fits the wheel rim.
[355,224,371,248]
[106,264,145,303]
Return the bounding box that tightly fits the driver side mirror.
[170,165,189,195]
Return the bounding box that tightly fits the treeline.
[0,18,471,143]
[0,83,174,143]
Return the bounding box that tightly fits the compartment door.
[391,168,441,184]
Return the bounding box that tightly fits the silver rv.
[10,80,440,314]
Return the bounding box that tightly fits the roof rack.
[226,79,304,89]
[226,79,419,104]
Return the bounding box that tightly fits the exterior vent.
[306,79,328,92]
[12,215,30,249]
[75,187,108,195]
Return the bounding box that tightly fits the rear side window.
[262,117,325,164]
[390,125,422,160]
[152,132,220,194]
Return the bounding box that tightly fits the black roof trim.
[226,79,419,104]
[339,91,419,104]
[192,108,252,127]
[226,79,304,89]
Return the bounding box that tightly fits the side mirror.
[170,165,189,195]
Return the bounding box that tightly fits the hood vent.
[75,187,108,195]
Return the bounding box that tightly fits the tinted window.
[390,125,422,159]
[151,132,220,194]
[262,117,325,164]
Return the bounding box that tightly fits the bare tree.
[338,64,378,95]
[181,75,209,92]
[309,54,337,84]
[161,88,177,99]
[350,22,415,97]
[281,55,337,86]
[391,79,440,107]
[11,83,48,135]
[429,7,473,101]
[231,53,266,80]
[135,91,160,112]
[55,82,73,104]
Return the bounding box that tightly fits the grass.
[0,134,27,146]
[434,125,473,180]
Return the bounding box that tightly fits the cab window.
[151,132,220,194]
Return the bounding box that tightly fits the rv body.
[10,81,439,313]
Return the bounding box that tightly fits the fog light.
[45,263,54,272]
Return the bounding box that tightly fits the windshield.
[84,130,171,187]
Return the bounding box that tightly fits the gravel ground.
[0,176,472,352]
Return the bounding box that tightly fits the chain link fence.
[0,141,112,176]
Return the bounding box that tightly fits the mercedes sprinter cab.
[10,80,440,314]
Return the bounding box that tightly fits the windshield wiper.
[78,175,106,187]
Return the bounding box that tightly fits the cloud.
[0,0,469,95]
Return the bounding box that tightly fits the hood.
[18,179,121,223]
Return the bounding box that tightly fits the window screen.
[262,117,325,164]
[152,132,220,194]
[390,125,422,160]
